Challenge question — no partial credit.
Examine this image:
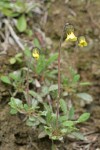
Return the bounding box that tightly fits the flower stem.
[26,59,32,105]
[56,23,68,126]
[26,65,30,105]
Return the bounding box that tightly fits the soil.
[0,0,100,150]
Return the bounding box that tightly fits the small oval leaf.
[77,113,90,123]
[60,99,67,114]
[1,76,11,84]
[16,14,27,32]
[77,93,93,103]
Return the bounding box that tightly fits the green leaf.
[31,99,38,108]
[14,98,23,106]
[10,109,18,114]
[26,119,34,126]
[73,74,80,83]
[29,90,43,102]
[0,1,11,9]
[33,38,41,49]
[43,103,52,112]
[46,53,58,67]
[52,114,57,125]
[68,106,74,120]
[46,69,58,79]
[9,97,23,109]
[69,67,76,76]
[29,116,35,121]
[9,70,21,81]
[24,47,32,57]
[1,76,11,84]
[38,117,46,124]
[0,1,19,17]
[63,77,69,86]
[72,132,85,140]
[46,111,52,124]
[60,99,67,114]
[80,82,91,86]
[77,113,90,123]
[49,84,58,92]
[9,57,16,64]
[23,104,29,111]
[77,93,93,103]
[16,14,27,32]
[15,57,23,63]
[26,29,33,36]
[36,55,46,74]
[1,8,14,17]
[59,116,67,122]
[15,53,23,58]
[41,86,49,97]
[62,121,74,127]
[61,128,68,133]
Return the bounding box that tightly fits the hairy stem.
[26,66,30,105]
[56,23,68,126]
[26,60,31,105]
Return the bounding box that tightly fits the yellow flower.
[32,48,39,60]
[78,36,87,47]
[66,32,77,42]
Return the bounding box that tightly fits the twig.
[84,131,97,136]
[28,136,40,150]
[26,62,31,105]
[3,19,25,51]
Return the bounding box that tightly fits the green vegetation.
[0,0,39,32]
[0,0,92,148]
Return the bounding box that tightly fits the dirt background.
[0,0,100,150]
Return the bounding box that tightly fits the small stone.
[53,9,61,15]
[19,147,25,150]
[65,0,69,4]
